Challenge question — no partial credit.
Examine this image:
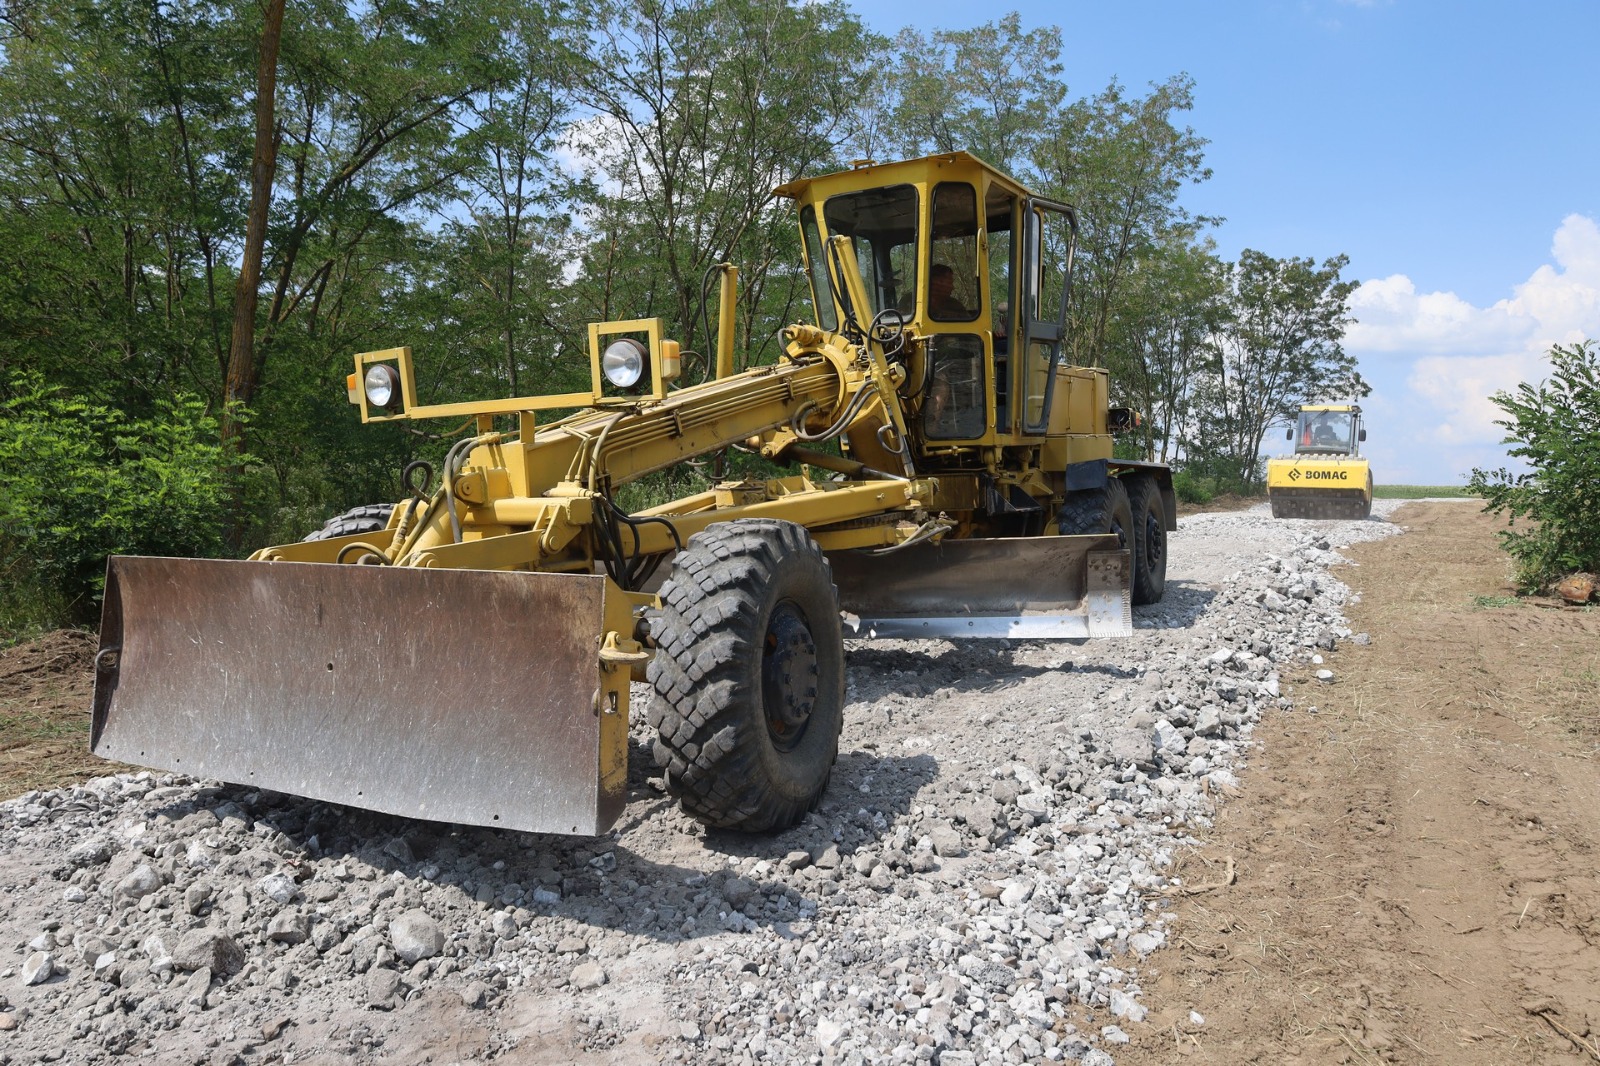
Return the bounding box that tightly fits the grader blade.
[91,557,632,836]
[830,534,1131,640]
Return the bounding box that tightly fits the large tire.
[646,519,845,832]
[301,504,395,542]
[1124,477,1168,605]
[1057,478,1134,547]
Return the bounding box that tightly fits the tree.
[0,373,228,625]
[223,0,287,466]
[1191,250,1362,490]
[567,0,878,369]
[219,0,506,450]
[0,0,249,410]
[1036,75,1214,373]
[447,2,583,397]
[878,14,1064,177]
[1468,340,1600,592]
[1108,238,1228,463]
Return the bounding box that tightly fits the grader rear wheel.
[301,504,394,542]
[646,519,845,832]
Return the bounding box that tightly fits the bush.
[0,375,230,629]
[1171,468,1215,505]
[1467,340,1600,592]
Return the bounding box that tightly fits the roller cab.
[1268,404,1374,520]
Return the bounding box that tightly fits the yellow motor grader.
[1266,404,1374,520]
[91,152,1174,837]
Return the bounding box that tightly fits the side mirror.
[1359,429,1367,442]
[1285,428,1292,440]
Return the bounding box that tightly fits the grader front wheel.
[646,519,845,832]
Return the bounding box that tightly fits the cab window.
[821,184,919,321]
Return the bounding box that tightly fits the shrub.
[1467,340,1600,592]
[1171,468,1215,505]
[0,375,229,629]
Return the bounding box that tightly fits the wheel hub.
[762,602,818,752]
[1143,511,1164,569]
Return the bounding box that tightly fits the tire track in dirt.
[1117,501,1600,1064]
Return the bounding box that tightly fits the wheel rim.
[762,601,818,753]
[1142,510,1164,571]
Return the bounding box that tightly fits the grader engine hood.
[91,557,634,836]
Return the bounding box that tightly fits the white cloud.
[1344,214,1600,466]
[1504,214,1600,338]
[1345,275,1531,356]
[1407,352,1544,445]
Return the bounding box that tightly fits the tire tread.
[646,519,843,831]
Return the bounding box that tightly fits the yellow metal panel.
[717,266,738,379]
[410,530,548,570]
[1041,434,1113,473]
[1267,456,1372,492]
[617,478,927,558]
[251,528,396,563]
[926,474,982,512]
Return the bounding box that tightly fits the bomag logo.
[1286,468,1350,482]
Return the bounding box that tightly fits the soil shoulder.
[1118,501,1600,1064]
[0,628,112,795]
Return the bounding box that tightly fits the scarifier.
[91,152,1175,836]
[1267,404,1374,520]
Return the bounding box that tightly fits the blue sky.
[852,0,1600,484]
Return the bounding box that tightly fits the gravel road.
[0,503,1411,1065]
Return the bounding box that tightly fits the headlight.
[364,364,401,409]
[601,339,647,389]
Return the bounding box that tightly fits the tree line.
[0,0,1362,631]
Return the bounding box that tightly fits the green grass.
[1471,594,1520,608]
[1373,485,1479,499]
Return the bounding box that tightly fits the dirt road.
[1118,501,1600,1064]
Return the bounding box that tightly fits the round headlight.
[364,363,401,409]
[601,339,647,389]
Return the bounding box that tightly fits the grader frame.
[92,152,1173,836]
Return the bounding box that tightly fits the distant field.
[1373,485,1478,499]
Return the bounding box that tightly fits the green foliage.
[1467,340,1600,592]
[1188,250,1363,491]
[569,0,874,369]
[1171,469,1215,505]
[1109,238,1228,463]
[0,375,229,630]
[1038,75,1214,374]
[877,14,1065,176]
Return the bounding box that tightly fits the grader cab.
[91,152,1174,837]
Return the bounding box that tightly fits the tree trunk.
[220,0,286,547]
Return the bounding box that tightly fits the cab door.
[1018,196,1078,435]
